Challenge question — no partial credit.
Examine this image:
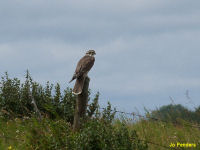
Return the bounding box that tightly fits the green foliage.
[0,117,146,150]
[150,104,200,124]
[87,91,99,118]
[195,106,200,116]
[26,119,71,150]
[73,120,147,150]
[0,71,148,149]
[0,72,24,118]
[58,87,76,123]
[2,114,200,150]
[130,117,200,150]
[101,102,116,123]
[0,97,147,150]
[1,71,200,149]
[0,71,98,122]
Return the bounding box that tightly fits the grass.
[0,116,199,150]
[128,119,200,150]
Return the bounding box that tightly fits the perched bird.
[69,50,96,95]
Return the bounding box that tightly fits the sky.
[0,0,200,113]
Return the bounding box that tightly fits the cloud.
[0,0,200,111]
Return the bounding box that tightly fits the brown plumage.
[69,50,96,95]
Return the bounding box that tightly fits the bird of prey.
[69,50,96,95]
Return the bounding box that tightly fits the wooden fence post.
[73,76,90,131]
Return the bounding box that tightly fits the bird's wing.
[75,55,95,78]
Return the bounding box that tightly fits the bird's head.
[86,50,96,56]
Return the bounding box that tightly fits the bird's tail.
[69,75,76,83]
[72,76,85,95]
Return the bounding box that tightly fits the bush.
[25,118,147,150]
[0,71,99,122]
[24,101,147,150]
[150,104,200,124]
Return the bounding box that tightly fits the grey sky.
[0,0,200,113]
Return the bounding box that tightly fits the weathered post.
[73,76,90,131]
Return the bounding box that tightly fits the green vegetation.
[0,72,200,150]
[150,104,200,124]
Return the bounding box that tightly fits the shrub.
[26,118,148,150]
[150,104,200,124]
[0,71,99,122]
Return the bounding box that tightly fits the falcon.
[69,50,96,95]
